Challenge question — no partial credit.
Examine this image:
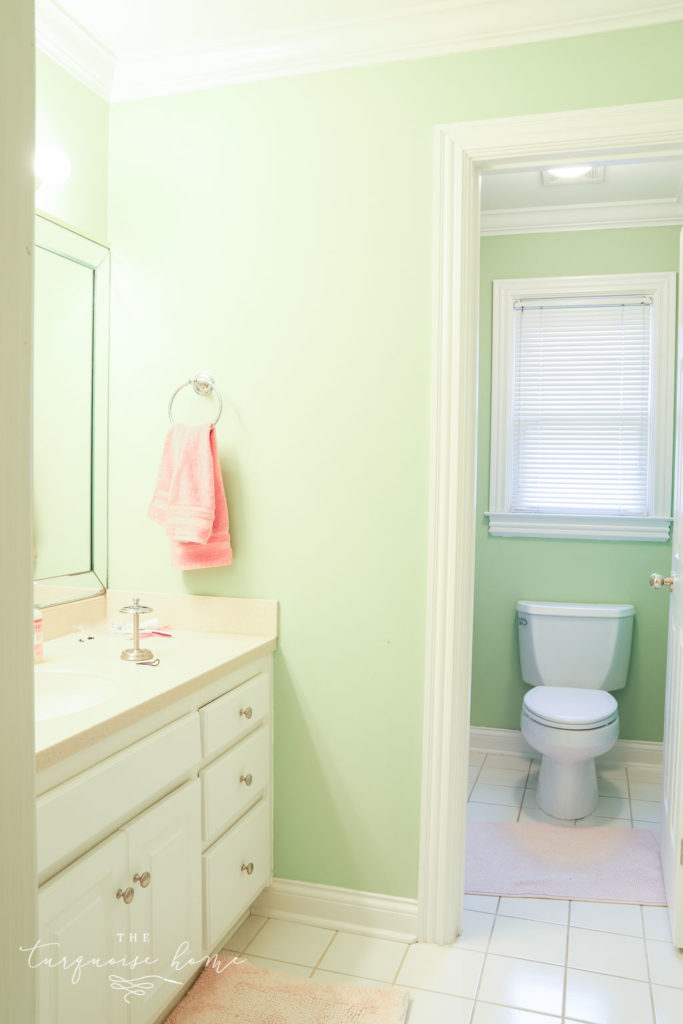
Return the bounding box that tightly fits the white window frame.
[488,271,676,541]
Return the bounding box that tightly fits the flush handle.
[650,572,674,592]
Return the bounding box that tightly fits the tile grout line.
[562,900,572,1021]
[467,879,500,1016]
[640,903,658,1024]
[308,929,340,977]
[236,913,270,954]
[626,764,635,826]
[516,757,534,821]
[389,941,412,987]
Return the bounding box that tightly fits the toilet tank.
[517,601,634,691]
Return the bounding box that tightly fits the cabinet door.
[125,780,202,1024]
[37,832,129,1024]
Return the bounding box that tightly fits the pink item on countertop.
[148,423,232,569]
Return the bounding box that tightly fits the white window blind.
[510,295,653,517]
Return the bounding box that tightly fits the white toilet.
[517,600,634,821]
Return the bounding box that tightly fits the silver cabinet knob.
[133,872,151,888]
[239,707,253,719]
[116,887,135,904]
[241,862,254,875]
[650,572,674,592]
[240,773,253,786]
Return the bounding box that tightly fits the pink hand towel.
[148,423,232,569]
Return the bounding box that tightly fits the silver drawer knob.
[239,707,253,719]
[133,872,151,888]
[241,862,254,875]
[116,887,135,904]
[240,773,253,786]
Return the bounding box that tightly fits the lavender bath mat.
[466,821,666,905]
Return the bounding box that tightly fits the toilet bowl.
[521,686,619,819]
[517,601,634,821]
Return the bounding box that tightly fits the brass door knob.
[240,773,253,786]
[116,887,135,904]
[133,872,151,888]
[650,572,674,592]
[240,707,253,719]
[241,862,254,875]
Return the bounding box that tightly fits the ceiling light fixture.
[541,165,605,186]
[547,165,593,179]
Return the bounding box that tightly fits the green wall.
[35,52,109,241]
[103,22,683,899]
[473,227,680,744]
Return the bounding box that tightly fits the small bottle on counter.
[33,608,43,663]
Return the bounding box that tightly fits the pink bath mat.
[465,822,666,905]
[163,958,409,1024]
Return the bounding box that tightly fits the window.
[488,272,676,540]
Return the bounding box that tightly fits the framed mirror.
[33,213,109,608]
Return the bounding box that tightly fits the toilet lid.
[523,687,618,729]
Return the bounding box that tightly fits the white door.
[659,229,683,948]
[37,832,129,1024]
[125,780,202,1024]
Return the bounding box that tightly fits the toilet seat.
[523,686,618,731]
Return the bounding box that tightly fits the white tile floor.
[218,753,680,1024]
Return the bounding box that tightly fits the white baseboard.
[251,878,418,943]
[470,725,663,767]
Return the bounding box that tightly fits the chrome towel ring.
[168,371,223,427]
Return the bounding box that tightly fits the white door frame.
[418,98,683,945]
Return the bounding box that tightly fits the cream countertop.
[35,624,275,786]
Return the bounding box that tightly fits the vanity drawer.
[201,726,269,845]
[199,671,269,760]
[37,713,200,880]
[203,798,271,951]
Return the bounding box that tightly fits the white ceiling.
[37,0,683,102]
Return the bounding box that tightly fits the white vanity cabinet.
[38,781,201,1024]
[36,652,273,1024]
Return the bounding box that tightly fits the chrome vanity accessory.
[119,598,154,663]
[168,371,223,428]
[137,658,161,667]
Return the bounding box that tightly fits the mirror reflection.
[33,214,109,608]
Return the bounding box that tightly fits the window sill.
[486,512,672,542]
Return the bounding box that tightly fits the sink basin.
[34,668,119,721]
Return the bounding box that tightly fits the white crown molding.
[481,197,683,235]
[35,0,683,101]
[251,878,418,942]
[35,0,115,100]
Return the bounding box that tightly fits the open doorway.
[417,99,683,946]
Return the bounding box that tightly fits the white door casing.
[420,98,683,945]
[660,229,683,949]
